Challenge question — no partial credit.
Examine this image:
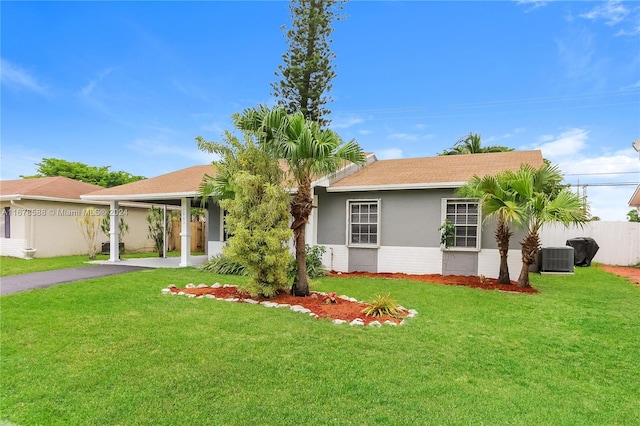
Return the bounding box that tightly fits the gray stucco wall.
[316,187,456,248]
[316,187,529,252]
[480,216,529,250]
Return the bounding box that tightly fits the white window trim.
[441,198,481,252]
[219,206,229,242]
[346,198,381,248]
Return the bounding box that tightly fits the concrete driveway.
[0,265,148,296]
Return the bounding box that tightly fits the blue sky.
[2,0,639,220]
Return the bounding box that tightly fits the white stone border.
[161,283,418,326]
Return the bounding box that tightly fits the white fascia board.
[327,182,465,192]
[1,194,168,209]
[80,191,198,201]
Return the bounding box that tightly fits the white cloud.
[0,58,48,94]
[127,137,217,164]
[524,128,640,221]
[358,129,373,135]
[583,186,637,221]
[580,0,629,26]
[80,67,114,97]
[529,128,590,158]
[171,77,210,102]
[377,148,403,160]
[388,133,417,141]
[331,116,365,129]
[516,0,552,12]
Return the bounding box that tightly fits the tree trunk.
[517,231,540,288]
[292,225,309,296]
[496,219,513,285]
[290,178,314,297]
[517,261,531,288]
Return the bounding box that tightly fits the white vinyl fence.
[539,222,640,266]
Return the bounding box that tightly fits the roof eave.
[628,184,640,207]
[81,191,200,201]
[327,182,466,192]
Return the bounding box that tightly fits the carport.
[81,165,215,267]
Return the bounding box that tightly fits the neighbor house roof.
[328,150,544,192]
[82,165,216,201]
[0,176,105,202]
[629,185,640,208]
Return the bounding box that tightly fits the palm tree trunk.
[517,231,540,288]
[517,262,531,288]
[292,225,309,296]
[290,178,313,297]
[496,218,513,285]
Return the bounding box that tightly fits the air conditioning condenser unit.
[540,247,574,273]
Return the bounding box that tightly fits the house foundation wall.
[477,249,522,282]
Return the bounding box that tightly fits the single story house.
[0,176,154,258]
[314,150,543,279]
[82,150,543,280]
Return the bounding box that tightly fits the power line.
[565,171,640,176]
[565,182,638,187]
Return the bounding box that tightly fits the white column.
[109,200,120,262]
[179,198,191,267]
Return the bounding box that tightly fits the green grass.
[0,252,203,277]
[1,267,639,425]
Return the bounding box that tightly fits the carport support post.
[109,200,120,262]
[179,197,191,267]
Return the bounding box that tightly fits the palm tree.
[502,163,587,288]
[457,173,521,284]
[440,132,514,156]
[235,106,366,296]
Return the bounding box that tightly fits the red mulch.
[170,272,538,325]
[330,271,539,294]
[169,285,408,325]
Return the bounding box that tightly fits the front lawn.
[1,267,639,425]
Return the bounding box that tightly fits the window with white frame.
[443,199,480,249]
[348,200,379,246]
[1,207,9,238]
[221,208,230,242]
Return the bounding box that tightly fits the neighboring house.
[0,176,154,258]
[80,150,543,280]
[629,187,640,211]
[630,138,640,212]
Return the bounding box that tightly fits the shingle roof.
[0,176,105,200]
[629,185,640,208]
[82,165,216,200]
[329,150,544,190]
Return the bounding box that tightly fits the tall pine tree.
[271,0,345,127]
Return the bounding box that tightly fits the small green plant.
[288,245,328,281]
[438,220,455,248]
[199,253,248,276]
[147,206,172,257]
[100,211,129,246]
[361,294,403,318]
